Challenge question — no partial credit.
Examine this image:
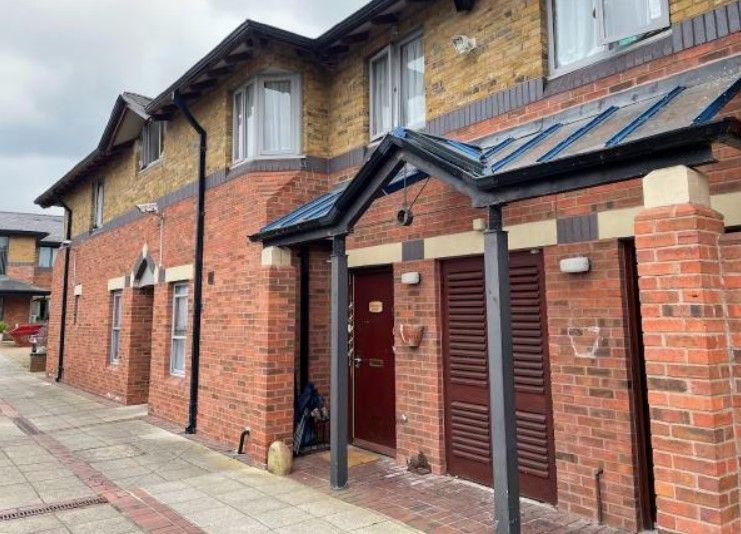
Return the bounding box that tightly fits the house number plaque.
[369,301,383,313]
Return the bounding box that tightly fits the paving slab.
[0,345,417,534]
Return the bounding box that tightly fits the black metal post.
[329,235,349,489]
[56,201,73,382]
[173,91,206,435]
[484,205,520,534]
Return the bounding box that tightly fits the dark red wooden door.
[441,251,557,504]
[352,268,396,453]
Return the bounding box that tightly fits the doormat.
[318,446,380,468]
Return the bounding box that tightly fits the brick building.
[0,211,63,329]
[35,1,740,532]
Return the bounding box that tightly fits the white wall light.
[559,256,590,274]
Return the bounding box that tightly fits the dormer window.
[232,73,301,163]
[139,121,163,169]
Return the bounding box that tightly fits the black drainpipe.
[173,90,206,435]
[299,246,310,391]
[55,200,73,382]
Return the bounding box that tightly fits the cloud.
[0,0,368,213]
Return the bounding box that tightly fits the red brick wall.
[120,287,154,404]
[148,281,191,428]
[544,240,639,531]
[635,204,739,533]
[47,167,328,465]
[719,232,741,485]
[2,295,30,329]
[307,246,331,399]
[6,263,35,284]
[392,260,446,474]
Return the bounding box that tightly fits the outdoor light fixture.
[136,202,159,214]
[401,272,421,285]
[559,256,590,274]
[452,35,477,55]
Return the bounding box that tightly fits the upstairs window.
[549,0,669,75]
[370,33,426,140]
[38,246,57,268]
[92,179,104,229]
[232,74,301,163]
[139,121,163,169]
[0,236,7,275]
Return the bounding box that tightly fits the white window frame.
[369,31,426,141]
[139,120,164,170]
[0,236,8,276]
[232,73,302,164]
[169,283,188,376]
[38,246,57,268]
[369,45,393,140]
[92,179,105,229]
[547,0,670,78]
[109,291,122,364]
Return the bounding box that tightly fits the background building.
[0,211,63,328]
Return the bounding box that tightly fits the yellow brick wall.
[60,0,734,235]
[670,0,732,20]
[326,0,547,157]
[8,236,37,263]
[64,46,329,236]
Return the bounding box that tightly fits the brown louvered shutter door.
[442,252,557,504]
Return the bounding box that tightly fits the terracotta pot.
[398,325,425,348]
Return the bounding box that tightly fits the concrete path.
[0,344,417,533]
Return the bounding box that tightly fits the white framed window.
[30,297,49,323]
[139,121,163,169]
[369,32,426,140]
[232,74,301,163]
[38,246,57,268]
[548,0,669,76]
[0,236,8,275]
[170,283,188,376]
[92,179,104,229]
[109,290,122,364]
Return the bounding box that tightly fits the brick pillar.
[119,287,154,405]
[393,260,446,474]
[635,166,739,533]
[249,246,297,465]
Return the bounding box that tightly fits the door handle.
[353,356,363,368]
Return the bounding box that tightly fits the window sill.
[138,158,164,175]
[229,154,307,174]
[548,28,672,80]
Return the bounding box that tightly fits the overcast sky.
[0,0,369,215]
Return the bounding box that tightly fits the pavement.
[0,342,417,534]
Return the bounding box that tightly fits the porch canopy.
[250,70,741,533]
[0,277,50,298]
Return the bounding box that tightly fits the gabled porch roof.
[251,70,741,247]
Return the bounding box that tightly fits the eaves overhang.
[146,1,477,117]
[35,92,152,208]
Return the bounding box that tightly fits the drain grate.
[0,496,108,521]
[11,416,39,435]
